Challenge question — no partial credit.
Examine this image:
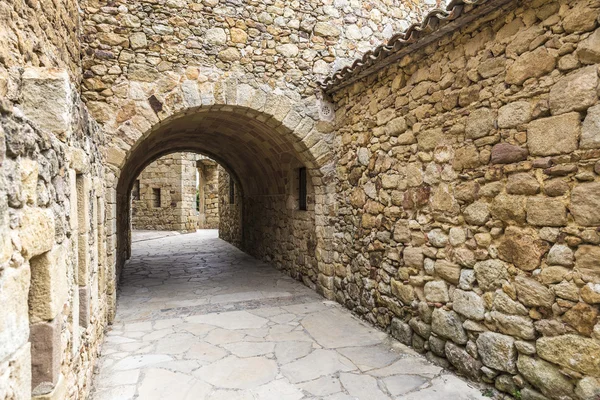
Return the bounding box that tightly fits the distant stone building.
[131,153,220,231]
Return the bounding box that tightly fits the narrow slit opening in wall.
[299,167,307,211]
[229,177,235,204]
[152,188,161,208]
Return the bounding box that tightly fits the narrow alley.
[90,231,485,400]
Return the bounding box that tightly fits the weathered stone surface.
[19,207,55,258]
[431,309,468,345]
[575,245,600,283]
[577,28,600,64]
[205,28,227,45]
[527,112,581,156]
[506,173,539,195]
[490,311,535,340]
[463,201,490,226]
[313,22,340,37]
[537,335,600,376]
[0,266,30,363]
[547,244,574,267]
[434,260,460,285]
[476,332,517,373]
[30,318,61,390]
[29,245,68,323]
[390,318,412,346]
[549,66,599,115]
[581,283,600,304]
[562,303,598,336]
[445,341,482,380]
[575,377,600,400]
[517,356,575,400]
[391,279,414,305]
[498,227,547,271]
[581,104,600,149]
[490,143,528,164]
[466,108,495,139]
[453,290,485,321]
[403,247,424,268]
[498,101,532,128]
[515,276,555,308]
[474,260,509,291]
[490,194,526,223]
[425,280,449,303]
[20,68,72,141]
[570,183,600,227]
[506,47,556,85]
[526,198,567,227]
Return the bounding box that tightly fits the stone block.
[515,276,554,308]
[506,47,556,85]
[506,173,539,195]
[0,266,31,362]
[19,207,55,259]
[434,260,460,285]
[20,68,72,141]
[570,182,600,226]
[526,198,567,227]
[79,286,90,328]
[498,101,532,128]
[403,247,424,268]
[463,201,490,225]
[490,312,535,340]
[527,112,581,156]
[517,355,574,399]
[476,332,517,373]
[474,259,509,291]
[581,104,600,149]
[424,280,449,303]
[30,318,61,390]
[29,244,68,323]
[465,108,495,139]
[575,245,600,283]
[549,66,598,115]
[537,334,600,376]
[490,194,526,223]
[431,309,467,345]
[390,318,412,346]
[452,289,484,321]
[577,28,600,64]
[490,143,528,164]
[445,341,482,380]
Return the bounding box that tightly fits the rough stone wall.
[218,167,242,248]
[0,0,83,92]
[198,159,219,229]
[331,0,600,398]
[0,70,109,400]
[131,152,199,232]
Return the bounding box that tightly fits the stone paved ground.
[90,230,487,400]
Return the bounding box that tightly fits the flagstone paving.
[90,230,487,400]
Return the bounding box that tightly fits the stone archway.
[101,79,337,304]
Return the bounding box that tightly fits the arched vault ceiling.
[117,108,308,197]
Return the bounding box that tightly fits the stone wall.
[0,0,83,92]
[218,167,242,248]
[131,152,199,232]
[0,69,109,400]
[330,0,600,398]
[198,158,219,229]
